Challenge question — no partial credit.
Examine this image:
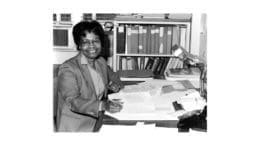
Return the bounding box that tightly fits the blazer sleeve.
[58,64,100,118]
[107,66,124,88]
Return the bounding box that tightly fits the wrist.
[100,100,109,111]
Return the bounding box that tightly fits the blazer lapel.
[95,58,108,96]
[75,53,97,98]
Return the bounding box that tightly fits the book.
[116,25,126,53]
[151,57,160,73]
[145,57,155,70]
[159,57,170,75]
[132,57,139,70]
[121,57,127,70]
[119,57,123,70]
[153,57,165,75]
[126,57,132,70]
[139,56,146,70]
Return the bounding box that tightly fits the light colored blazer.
[56,53,117,132]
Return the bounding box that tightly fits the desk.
[102,114,179,128]
[98,108,207,132]
[96,79,206,132]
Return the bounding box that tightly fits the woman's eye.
[93,40,100,43]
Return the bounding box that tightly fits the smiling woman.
[56,20,124,132]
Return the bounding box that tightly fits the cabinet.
[112,19,192,72]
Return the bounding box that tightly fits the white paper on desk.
[107,80,202,120]
[107,92,180,120]
[109,92,156,113]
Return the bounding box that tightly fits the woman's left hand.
[107,81,122,93]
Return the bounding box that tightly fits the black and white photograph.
[1,0,260,145]
[53,13,207,132]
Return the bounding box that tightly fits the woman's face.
[79,32,102,60]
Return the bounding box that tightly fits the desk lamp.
[172,45,207,99]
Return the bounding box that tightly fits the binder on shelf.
[162,26,168,54]
[154,26,160,54]
[159,26,164,54]
[130,25,139,54]
[166,26,172,55]
[172,25,180,50]
[126,25,131,54]
[138,25,144,54]
[150,25,156,54]
[146,25,151,54]
[142,25,147,54]
[116,25,126,53]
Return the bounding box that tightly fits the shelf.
[116,54,175,57]
[114,20,190,25]
[112,19,192,72]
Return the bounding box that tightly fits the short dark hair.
[72,20,105,51]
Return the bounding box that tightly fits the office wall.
[53,51,77,64]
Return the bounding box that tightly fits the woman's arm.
[107,66,124,93]
[58,65,100,118]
